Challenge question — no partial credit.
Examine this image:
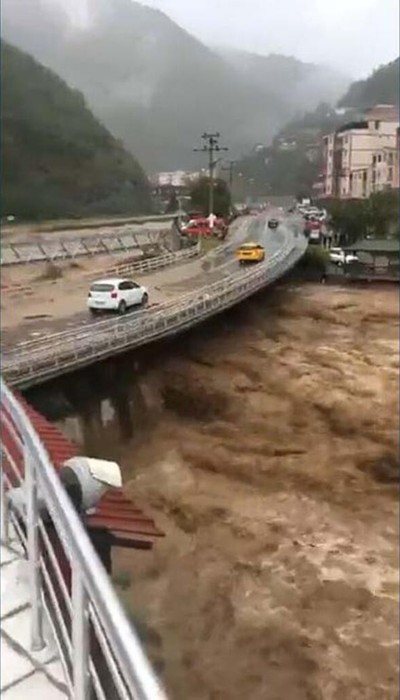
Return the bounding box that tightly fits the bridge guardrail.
[0,379,168,699]
[1,242,202,301]
[93,240,201,278]
[2,225,307,388]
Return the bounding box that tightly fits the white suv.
[88,278,148,315]
[329,248,358,266]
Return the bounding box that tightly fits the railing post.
[25,446,45,651]
[0,469,9,545]
[72,566,90,700]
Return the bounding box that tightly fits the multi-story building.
[322,104,399,199]
[394,126,400,190]
[370,146,397,193]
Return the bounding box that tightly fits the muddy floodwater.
[55,283,399,700]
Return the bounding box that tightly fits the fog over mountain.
[2,0,351,171]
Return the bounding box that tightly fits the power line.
[194,132,228,221]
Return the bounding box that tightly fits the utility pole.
[194,132,228,225]
[222,160,236,189]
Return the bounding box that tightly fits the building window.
[377,154,382,163]
[388,153,394,165]
[388,167,393,181]
[375,120,380,130]
[372,155,377,164]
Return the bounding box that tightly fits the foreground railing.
[0,379,167,700]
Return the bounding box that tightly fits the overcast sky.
[60,0,399,77]
[143,0,398,77]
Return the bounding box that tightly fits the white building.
[151,170,199,188]
[322,105,399,199]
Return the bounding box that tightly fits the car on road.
[88,278,148,315]
[329,248,358,266]
[267,218,279,229]
[235,242,265,264]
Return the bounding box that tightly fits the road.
[2,212,306,387]
[2,215,272,349]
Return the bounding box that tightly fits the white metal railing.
[2,226,307,388]
[1,242,201,302]
[0,379,168,700]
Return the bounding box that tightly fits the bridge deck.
[1,528,68,698]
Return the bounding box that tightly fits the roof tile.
[1,392,163,548]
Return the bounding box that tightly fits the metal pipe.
[0,469,9,544]
[72,568,89,700]
[25,445,45,651]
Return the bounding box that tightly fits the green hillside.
[236,103,346,198]
[338,58,399,109]
[1,40,152,221]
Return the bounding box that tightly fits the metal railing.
[1,227,173,266]
[0,379,168,700]
[1,242,202,301]
[90,240,201,279]
[2,226,307,388]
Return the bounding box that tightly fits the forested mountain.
[338,57,399,109]
[236,103,348,198]
[1,0,349,171]
[1,40,151,220]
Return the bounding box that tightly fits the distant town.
[150,103,399,205]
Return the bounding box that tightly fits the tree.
[189,177,231,217]
[324,190,399,245]
[325,199,369,245]
[366,191,399,237]
[164,188,179,214]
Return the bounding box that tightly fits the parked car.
[182,218,212,236]
[235,242,265,264]
[329,248,359,266]
[87,278,148,315]
[268,218,279,229]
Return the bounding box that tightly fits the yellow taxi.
[235,241,265,265]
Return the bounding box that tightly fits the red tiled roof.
[1,392,164,549]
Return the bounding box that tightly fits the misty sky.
[59,0,398,77]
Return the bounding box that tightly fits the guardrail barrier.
[1,227,173,267]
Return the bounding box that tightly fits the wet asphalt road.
[3,213,296,350]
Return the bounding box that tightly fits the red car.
[183,217,226,237]
[183,218,213,236]
[304,219,321,232]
